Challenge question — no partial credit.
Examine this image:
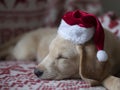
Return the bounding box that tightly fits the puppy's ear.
[78,41,110,85]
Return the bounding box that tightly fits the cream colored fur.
[11,28,120,90]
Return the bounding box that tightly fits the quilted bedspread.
[0,61,106,90]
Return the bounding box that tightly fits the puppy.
[11,28,120,90]
[1,28,120,90]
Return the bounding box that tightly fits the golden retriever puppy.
[11,28,120,90]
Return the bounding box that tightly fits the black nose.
[34,68,43,77]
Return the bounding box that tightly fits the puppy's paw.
[103,76,120,90]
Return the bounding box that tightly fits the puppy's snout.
[34,68,43,77]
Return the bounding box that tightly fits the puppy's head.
[34,35,80,79]
[34,35,110,81]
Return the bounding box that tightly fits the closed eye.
[56,55,68,60]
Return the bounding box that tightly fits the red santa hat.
[58,10,108,62]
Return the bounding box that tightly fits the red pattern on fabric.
[99,12,120,39]
[109,21,119,29]
[0,61,106,90]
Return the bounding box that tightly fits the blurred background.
[101,0,120,15]
[0,0,120,45]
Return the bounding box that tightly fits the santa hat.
[58,10,108,62]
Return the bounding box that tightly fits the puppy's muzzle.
[34,68,43,77]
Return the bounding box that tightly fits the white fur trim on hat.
[58,20,95,44]
[97,50,108,62]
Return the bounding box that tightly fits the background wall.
[101,0,120,15]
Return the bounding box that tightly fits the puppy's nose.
[34,68,43,77]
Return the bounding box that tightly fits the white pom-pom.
[97,50,108,62]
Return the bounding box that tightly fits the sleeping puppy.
[11,10,120,90]
[11,28,120,90]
